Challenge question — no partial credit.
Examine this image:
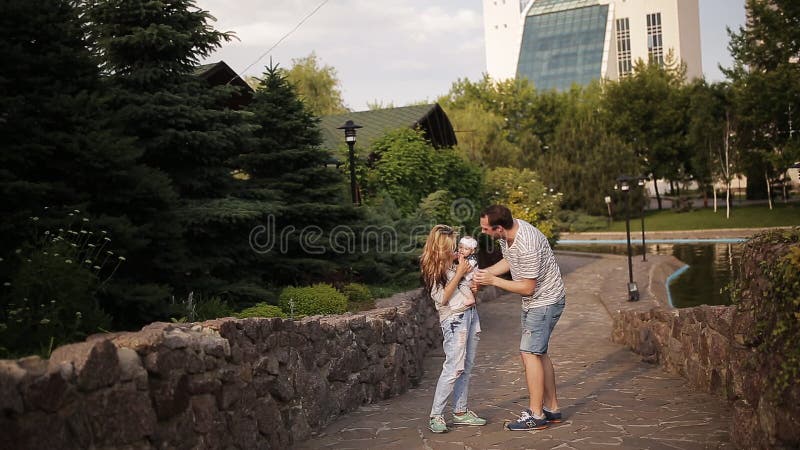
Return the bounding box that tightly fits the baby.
[448,236,479,312]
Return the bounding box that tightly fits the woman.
[420,224,487,433]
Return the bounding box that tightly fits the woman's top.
[429,266,473,323]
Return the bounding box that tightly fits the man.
[473,205,566,431]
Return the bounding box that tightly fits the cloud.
[195,0,487,109]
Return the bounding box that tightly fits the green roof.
[318,103,456,152]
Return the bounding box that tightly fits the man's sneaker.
[506,409,549,431]
[429,415,448,433]
[452,410,487,426]
[543,408,562,423]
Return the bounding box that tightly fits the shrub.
[1,214,119,358]
[279,283,347,317]
[731,228,800,401]
[196,296,234,320]
[236,303,287,319]
[341,283,373,303]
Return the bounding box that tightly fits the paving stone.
[297,254,732,449]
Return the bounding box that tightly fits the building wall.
[483,0,703,86]
[482,0,525,81]
[613,0,702,79]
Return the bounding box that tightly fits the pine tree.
[242,64,357,286]
[87,0,265,305]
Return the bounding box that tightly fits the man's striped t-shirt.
[498,219,565,310]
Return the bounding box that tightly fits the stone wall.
[612,230,800,449]
[0,289,442,449]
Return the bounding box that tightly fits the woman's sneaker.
[506,409,549,431]
[429,415,448,433]
[543,408,562,423]
[452,410,487,426]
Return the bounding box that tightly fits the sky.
[195,0,746,112]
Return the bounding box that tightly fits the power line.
[229,0,330,83]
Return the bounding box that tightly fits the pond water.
[555,242,743,308]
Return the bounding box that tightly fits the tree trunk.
[654,179,663,210]
[726,182,731,219]
[713,185,718,213]
[766,170,773,210]
[783,171,788,202]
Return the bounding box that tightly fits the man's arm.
[484,258,510,276]
[474,258,537,296]
[481,275,537,297]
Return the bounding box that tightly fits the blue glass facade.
[516,4,609,91]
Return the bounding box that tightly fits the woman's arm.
[439,255,470,306]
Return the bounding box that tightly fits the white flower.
[65,259,73,264]
[40,318,51,325]
[118,256,126,261]
[84,259,92,264]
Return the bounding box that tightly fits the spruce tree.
[243,64,357,286]
[87,0,265,305]
[0,0,179,330]
[0,0,102,254]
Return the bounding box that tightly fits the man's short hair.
[481,205,514,229]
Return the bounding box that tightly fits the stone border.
[0,289,442,449]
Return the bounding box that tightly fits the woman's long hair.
[420,225,457,293]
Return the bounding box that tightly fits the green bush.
[341,283,373,303]
[196,296,234,321]
[279,283,348,317]
[1,238,113,358]
[235,303,287,319]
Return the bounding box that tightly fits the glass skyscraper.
[517,1,610,90]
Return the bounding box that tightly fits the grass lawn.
[604,202,800,232]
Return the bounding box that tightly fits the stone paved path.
[297,255,732,449]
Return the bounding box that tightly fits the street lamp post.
[337,120,363,206]
[638,176,647,262]
[616,175,639,301]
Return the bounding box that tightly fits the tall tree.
[602,57,690,209]
[686,80,739,216]
[87,0,259,314]
[725,0,800,206]
[0,0,178,331]
[540,82,639,215]
[243,64,356,286]
[283,52,348,116]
